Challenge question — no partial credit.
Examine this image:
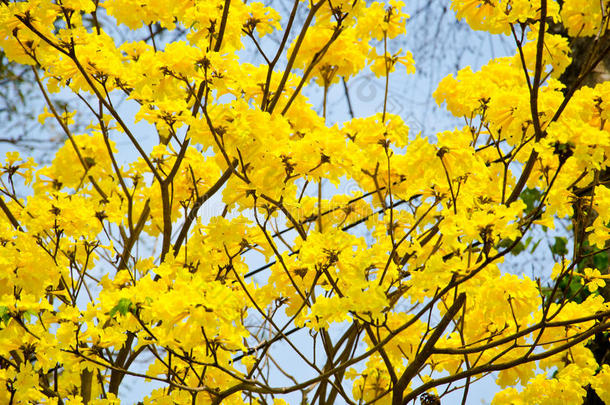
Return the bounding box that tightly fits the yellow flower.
[582,268,606,292]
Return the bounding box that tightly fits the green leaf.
[568,277,587,304]
[550,237,569,257]
[109,298,133,318]
[496,238,514,250]
[540,286,555,301]
[593,251,609,270]
[530,238,542,253]
[520,188,542,214]
[0,306,9,325]
[511,241,525,255]
[23,309,37,323]
[557,275,588,304]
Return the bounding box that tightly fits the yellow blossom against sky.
[1,0,610,403]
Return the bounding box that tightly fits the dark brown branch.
[392,292,466,405]
[172,160,236,257]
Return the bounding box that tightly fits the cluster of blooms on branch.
[1,0,610,403]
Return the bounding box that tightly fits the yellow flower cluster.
[0,0,610,403]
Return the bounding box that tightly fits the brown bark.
[549,16,610,405]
